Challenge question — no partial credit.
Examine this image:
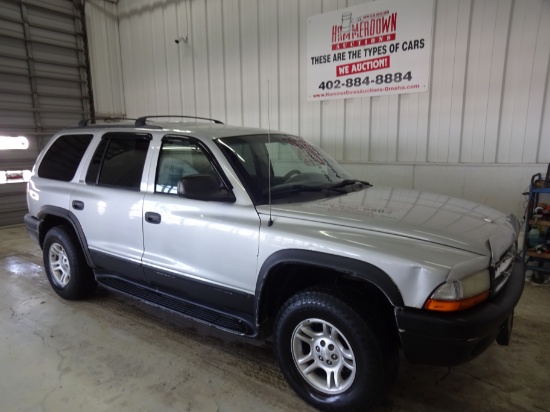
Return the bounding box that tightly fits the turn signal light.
[424,290,490,312]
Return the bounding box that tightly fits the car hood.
[262,186,519,259]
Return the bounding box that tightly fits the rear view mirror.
[177,174,235,202]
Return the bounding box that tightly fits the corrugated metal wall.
[0,0,92,226]
[87,0,550,217]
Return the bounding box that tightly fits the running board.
[97,276,252,336]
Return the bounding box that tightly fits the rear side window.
[38,134,93,181]
[86,132,151,190]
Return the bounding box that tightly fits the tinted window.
[86,133,150,190]
[85,138,108,184]
[38,134,93,181]
[156,137,217,194]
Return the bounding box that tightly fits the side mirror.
[177,174,235,202]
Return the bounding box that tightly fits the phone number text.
[318,71,412,90]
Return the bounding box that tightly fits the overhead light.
[0,136,29,150]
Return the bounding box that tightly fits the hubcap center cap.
[314,338,340,367]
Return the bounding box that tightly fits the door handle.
[72,200,84,210]
[145,212,161,224]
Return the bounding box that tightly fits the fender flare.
[37,205,96,268]
[254,249,404,321]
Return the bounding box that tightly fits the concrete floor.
[1,224,549,412]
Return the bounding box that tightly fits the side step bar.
[97,276,253,336]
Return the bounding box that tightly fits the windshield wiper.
[266,184,346,197]
[268,185,322,195]
[327,179,371,190]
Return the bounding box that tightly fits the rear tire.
[274,288,392,412]
[43,226,97,300]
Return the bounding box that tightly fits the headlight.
[424,270,490,312]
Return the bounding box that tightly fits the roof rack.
[134,115,224,127]
[78,117,136,127]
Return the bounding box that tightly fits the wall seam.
[189,0,197,116]
[299,1,303,137]
[150,5,159,113]
[536,35,550,164]
[162,1,170,114]
[458,0,473,163]
[496,0,515,164]
[238,0,244,126]
[276,0,281,131]
[221,0,228,123]
[175,1,183,114]
[425,0,438,163]
[256,2,261,127]
[205,1,212,117]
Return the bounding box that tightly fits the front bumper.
[395,256,525,366]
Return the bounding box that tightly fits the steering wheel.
[282,169,302,182]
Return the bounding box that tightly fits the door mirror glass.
[177,174,235,202]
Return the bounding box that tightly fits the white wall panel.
[344,97,370,162]
[240,0,260,128]
[86,0,125,117]
[258,0,279,130]
[223,0,243,126]
[163,1,182,115]
[151,1,170,115]
[541,54,550,164]
[342,0,370,163]
[191,0,209,117]
[137,0,158,113]
[462,0,500,164]
[498,0,545,164]
[278,0,300,136]
[206,0,226,121]
[116,1,144,116]
[525,0,550,164]
[398,92,425,162]
[482,0,510,163]
[428,0,471,163]
[176,1,196,117]
[298,0,322,147]
[319,0,346,160]
[87,0,550,218]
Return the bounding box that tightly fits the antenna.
[267,80,273,227]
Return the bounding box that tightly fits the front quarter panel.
[257,214,486,308]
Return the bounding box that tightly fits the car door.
[141,135,260,312]
[70,131,152,284]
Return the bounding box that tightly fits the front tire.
[43,226,97,300]
[274,289,389,412]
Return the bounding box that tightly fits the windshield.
[217,134,364,204]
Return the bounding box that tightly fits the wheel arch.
[37,206,95,268]
[254,249,404,338]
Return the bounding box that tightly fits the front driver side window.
[155,137,217,194]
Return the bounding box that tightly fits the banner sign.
[307,0,434,101]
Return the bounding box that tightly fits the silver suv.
[25,116,524,411]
